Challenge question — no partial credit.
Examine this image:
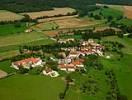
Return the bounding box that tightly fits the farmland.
[0,75,65,100]
[21,8,76,19]
[0,10,24,21]
[0,32,55,59]
[124,6,132,19]
[0,2,132,100]
[0,23,27,36]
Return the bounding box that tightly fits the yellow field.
[0,10,24,21]
[20,7,76,19]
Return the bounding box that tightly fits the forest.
[0,0,132,13]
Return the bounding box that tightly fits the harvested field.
[0,70,7,78]
[0,10,24,21]
[124,6,132,19]
[21,7,76,19]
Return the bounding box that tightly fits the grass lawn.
[100,36,132,100]
[0,32,55,59]
[0,74,65,100]
[117,18,132,26]
[101,54,132,100]
[0,23,27,36]
[102,36,132,54]
[0,60,15,73]
[60,34,82,40]
[65,70,109,100]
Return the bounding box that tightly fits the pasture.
[65,36,132,100]
[21,7,76,19]
[92,7,123,18]
[0,32,55,60]
[0,23,27,36]
[0,74,65,100]
[0,10,24,21]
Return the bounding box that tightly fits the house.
[43,67,59,77]
[68,51,81,59]
[58,64,76,72]
[58,59,84,72]
[11,57,43,70]
[58,38,74,43]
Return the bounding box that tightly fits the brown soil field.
[0,10,24,21]
[124,6,132,19]
[21,7,76,19]
[0,70,8,78]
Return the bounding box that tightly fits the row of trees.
[36,11,78,20]
[19,41,80,54]
[105,70,128,100]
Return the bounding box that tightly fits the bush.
[29,67,43,75]
[18,68,29,74]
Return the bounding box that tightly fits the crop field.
[0,10,24,21]
[21,7,76,19]
[124,6,132,19]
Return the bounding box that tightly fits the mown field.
[0,74,65,100]
[0,10,24,21]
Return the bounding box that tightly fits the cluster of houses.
[11,39,104,77]
[58,39,104,72]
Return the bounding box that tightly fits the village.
[11,39,104,77]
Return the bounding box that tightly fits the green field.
[0,60,15,73]
[0,74,65,100]
[64,36,132,100]
[0,23,27,36]
[0,32,55,59]
[92,7,123,18]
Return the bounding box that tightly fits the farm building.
[11,57,43,70]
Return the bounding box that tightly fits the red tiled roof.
[59,64,75,69]
[14,57,40,66]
